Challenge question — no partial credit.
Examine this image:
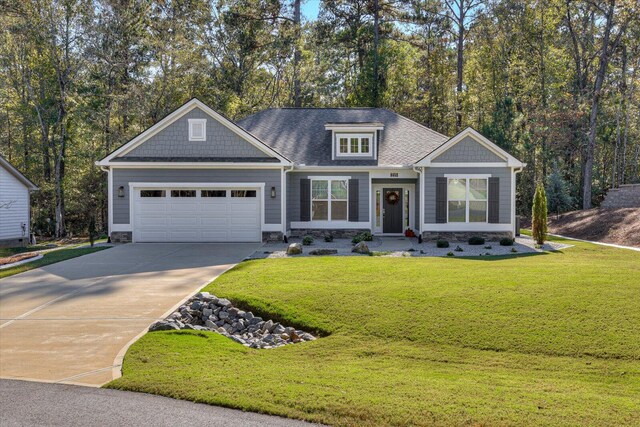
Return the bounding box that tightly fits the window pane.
[331,201,348,220]
[231,190,256,197]
[448,201,466,222]
[331,180,348,200]
[448,178,466,200]
[140,190,165,197]
[312,180,328,199]
[375,190,381,227]
[312,201,328,220]
[171,190,196,197]
[361,137,370,153]
[469,201,487,222]
[469,179,487,200]
[350,138,359,153]
[201,190,226,197]
[339,138,348,153]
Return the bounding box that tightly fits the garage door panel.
[133,187,262,243]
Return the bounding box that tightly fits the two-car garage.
[132,185,262,243]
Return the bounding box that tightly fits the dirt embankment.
[546,208,640,248]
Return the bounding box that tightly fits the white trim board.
[416,127,524,168]
[97,98,291,166]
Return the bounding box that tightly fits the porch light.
[118,186,125,198]
[271,186,276,198]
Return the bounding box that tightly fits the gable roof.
[0,155,38,190]
[237,108,448,166]
[416,127,524,167]
[97,99,291,166]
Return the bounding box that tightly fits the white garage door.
[133,187,261,242]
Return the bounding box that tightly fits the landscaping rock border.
[149,292,316,349]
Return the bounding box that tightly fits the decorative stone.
[309,248,338,256]
[287,243,303,255]
[352,242,370,254]
[149,321,180,332]
[216,298,232,308]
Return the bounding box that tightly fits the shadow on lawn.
[454,251,555,261]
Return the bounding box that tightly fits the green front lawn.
[107,238,640,426]
[0,246,110,279]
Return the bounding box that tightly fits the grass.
[107,237,640,426]
[0,246,110,279]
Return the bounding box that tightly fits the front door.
[383,188,403,234]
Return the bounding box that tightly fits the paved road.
[0,379,318,427]
[0,243,261,386]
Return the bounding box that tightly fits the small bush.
[302,236,314,246]
[468,236,485,245]
[324,234,334,242]
[446,251,454,257]
[511,247,518,253]
[484,245,492,249]
[436,239,449,248]
[352,231,373,244]
[500,237,514,246]
[454,245,464,252]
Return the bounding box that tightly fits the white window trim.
[445,175,490,224]
[188,119,207,141]
[335,133,373,157]
[310,178,349,222]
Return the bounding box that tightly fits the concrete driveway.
[0,243,261,386]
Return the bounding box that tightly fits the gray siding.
[423,167,512,224]
[432,136,505,163]
[287,171,369,228]
[121,107,269,159]
[112,168,282,224]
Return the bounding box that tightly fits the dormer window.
[188,119,206,141]
[338,134,371,155]
[326,122,383,160]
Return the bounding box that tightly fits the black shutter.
[348,179,359,222]
[435,177,447,223]
[300,179,311,221]
[488,177,500,223]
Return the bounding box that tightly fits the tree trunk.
[582,2,620,209]
[455,0,464,131]
[293,0,301,107]
[373,0,380,107]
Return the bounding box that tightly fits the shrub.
[446,251,454,257]
[499,237,514,246]
[436,239,449,248]
[352,231,373,244]
[468,236,485,245]
[532,183,548,245]
[324,234,334,242]
[454,245,464,252]
[302,236,314,246]
[511,247,518,253]
[484,245,492,249]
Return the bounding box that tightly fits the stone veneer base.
[110,231,132,243]
[289,229,370,239]
[422,231,513,242]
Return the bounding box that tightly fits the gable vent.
[188,119,206,141]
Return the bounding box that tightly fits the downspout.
[282,165,294,242]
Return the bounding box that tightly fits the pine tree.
[532,183,548,245]
[546,162,574,218]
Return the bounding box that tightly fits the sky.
[301,0,321,21]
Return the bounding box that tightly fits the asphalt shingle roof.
[237,108,449,166]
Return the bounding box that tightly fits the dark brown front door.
[383,188,403,233]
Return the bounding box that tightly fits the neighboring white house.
[0,155,38,247]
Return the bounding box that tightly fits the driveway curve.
[0,379,318,427]
[0,243,260,386]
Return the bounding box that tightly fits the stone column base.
[290,229,370,239]
[110,231,132,243]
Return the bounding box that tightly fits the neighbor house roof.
[0,154,38,190]
[237,108,449,167]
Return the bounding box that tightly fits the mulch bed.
[0,252,40,267]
